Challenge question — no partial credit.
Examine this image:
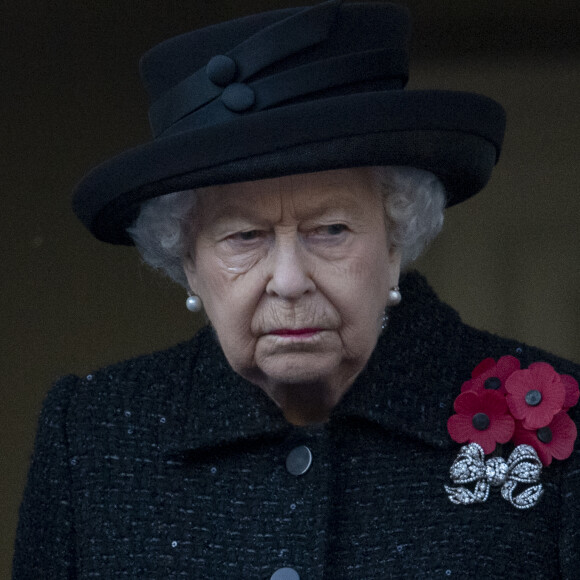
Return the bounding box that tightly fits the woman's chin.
[253,356,364,414]
[250,332,366,392]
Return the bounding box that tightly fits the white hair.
[127,166,446,288]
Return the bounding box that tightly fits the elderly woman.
[13,1,580,579]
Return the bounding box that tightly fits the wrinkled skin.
[184,168,401,424]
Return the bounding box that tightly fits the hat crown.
[73,1,505,246]
[140,1,411,138]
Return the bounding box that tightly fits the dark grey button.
[271,567,300,580]
[286,445,312,476]
[472,412,490,431]
[537,426,553,443]
[206,55,237,86]
[484,376,501,390]
[221,83,255,112]
[525,389,542,406]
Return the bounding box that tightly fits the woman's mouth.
[270,328,323,338]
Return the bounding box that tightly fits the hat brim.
[73,89,505,245]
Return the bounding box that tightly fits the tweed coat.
[13,272,580,579]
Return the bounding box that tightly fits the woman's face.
[184,168,400,423]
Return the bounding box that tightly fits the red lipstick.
[271,328,322,337]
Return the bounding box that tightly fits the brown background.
[2,0,579,575]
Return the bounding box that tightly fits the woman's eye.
[325,224,347,235]
[238,230,260,241]
[313,224,348,237]
[308,223,349,245]
[228,230,264,243]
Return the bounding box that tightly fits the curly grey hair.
[127,166,446,288]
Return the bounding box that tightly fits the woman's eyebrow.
[201,190,365,224]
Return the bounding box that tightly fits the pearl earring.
[388,286,402,306]
[186,294,202,312]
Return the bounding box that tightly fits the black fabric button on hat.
[271,567,300,580]
[206,55,237,86]
[286,445,312,476]
[221,83,255,112]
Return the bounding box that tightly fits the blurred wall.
[2,1,579,575]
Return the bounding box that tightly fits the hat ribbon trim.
[160,47,408,138]
[149,0,343,137]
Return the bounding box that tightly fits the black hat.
[73,0,506,245]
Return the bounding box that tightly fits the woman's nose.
[265,237,316,299]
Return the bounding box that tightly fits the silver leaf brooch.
[444,356,578,509]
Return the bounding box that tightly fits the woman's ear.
[388,245,402,279]
[386,246,402,306]
[182,254,197,290]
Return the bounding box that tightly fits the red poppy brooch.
[444,356,578,509]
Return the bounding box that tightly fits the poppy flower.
[447,390,515,455]
[561,374,580,411]
[505,362,565,429]
[512,411,577,466]
[461,355,521,396]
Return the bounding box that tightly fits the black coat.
[13,273,580,579]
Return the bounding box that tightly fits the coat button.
[271,567,300,580]
[286,445,312,476]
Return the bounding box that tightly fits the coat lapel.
[164,326,291,455]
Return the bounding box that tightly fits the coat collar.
[166,272,467,456]
[333,270,464,449]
